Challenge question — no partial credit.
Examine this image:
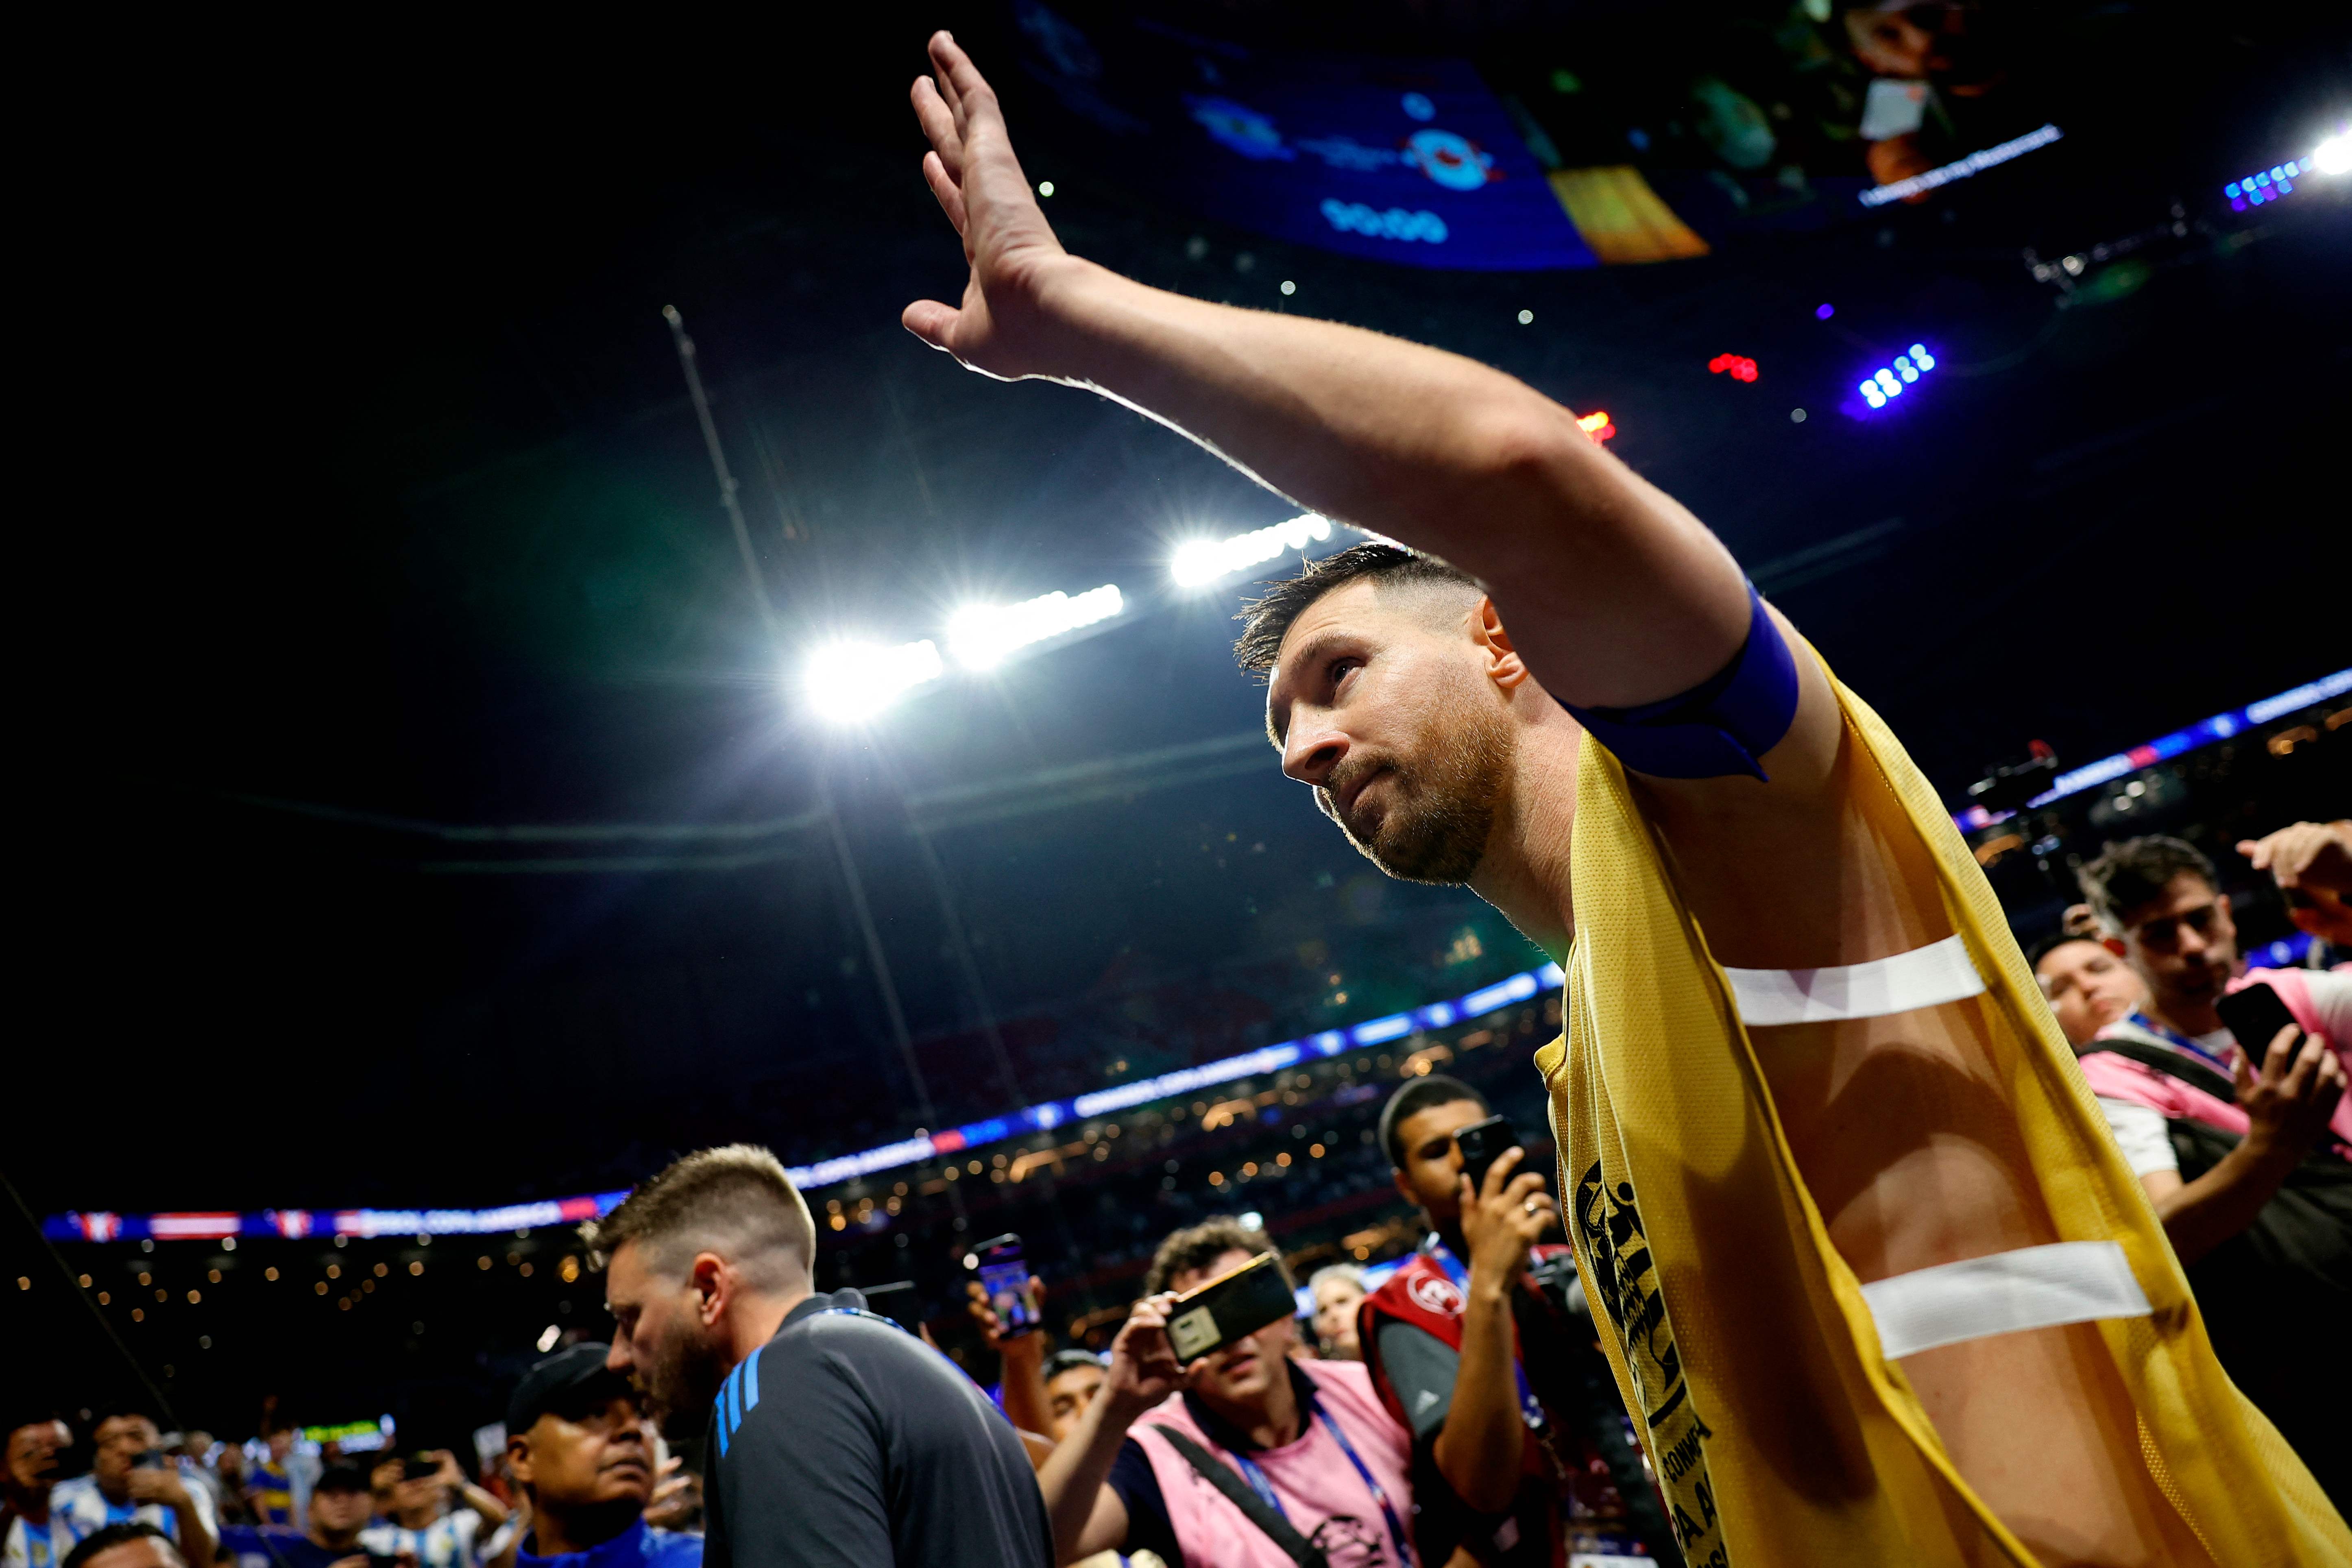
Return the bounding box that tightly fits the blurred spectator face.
[368,1458,401,1515]
[1310,1275,1365,1361]
[2114,872,2239,1016]
[390,1468,443,1522]
[2035,938,2146,1045]
[5,1418,71,1498]
[1044,1363,1104,1444]
[602,1241,734,1441]
[266,1429,294,1463]
[309,1480,373,1540]
[1389,1097,1488,1225]
[1168,1248,1295,1410]
[92,1417,162,1496]
[508,1393,655,1516]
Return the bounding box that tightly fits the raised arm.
[903,31,1755,715]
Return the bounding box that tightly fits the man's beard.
[639,1317,737,1441]
[1318,703,1511,885]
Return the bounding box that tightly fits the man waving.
[900,32,2346,1565]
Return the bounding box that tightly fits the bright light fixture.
[2316,131,2351,176]
[947,585,1123,670]
[804,638,944,723]
[1170,514,1334,588]
[536,1324,560,1352]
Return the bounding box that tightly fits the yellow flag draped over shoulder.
[1536,667,2349,1566]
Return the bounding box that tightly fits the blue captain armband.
[1559,583,1801,781]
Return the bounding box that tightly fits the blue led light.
[2226,181,2240,197]
[1852,342,1938,415]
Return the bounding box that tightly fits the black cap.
[506,1343,633,1435]
[315,1465,370,1494]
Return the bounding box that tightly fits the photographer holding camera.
[1037,1218,1414,1568]
[1362,1079,1675,1566]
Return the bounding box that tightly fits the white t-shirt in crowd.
[360,1509,512,1568]
[45,1473,220,1558]
[3,1515,79,1568]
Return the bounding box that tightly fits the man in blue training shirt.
[504,1346,698,1568]
[587,1145,1048,1568]
[216,1466,373,1568]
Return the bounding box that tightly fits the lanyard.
[2121,1012,2234,1071]
[1421,1238,1548,1433]
[1225,1394,1417,1568]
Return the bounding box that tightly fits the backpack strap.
[1149,1427,1330,1568]
[2077,1036,2237,1103]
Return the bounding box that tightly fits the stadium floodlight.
[803,638,944,724]
[2316,130,2351,176]
[947,584,1124,670]
[1170,514,1334,588]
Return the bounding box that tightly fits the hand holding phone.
[968,1234,1043,1337]
[1452,1114,1521,1198]
[2214,982,2300,1069]
[1162,1252,1297,1366]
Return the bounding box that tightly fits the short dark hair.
[2078,836,2217,929]
[1143,1217,1293,1298]
[2025,931,2108,969]
[580,1144,815,1291]
[64,1524,175,1568]
[1232,542,1482,678]
[1379,1074,1489,1169]
[1043,1349,1105,1383]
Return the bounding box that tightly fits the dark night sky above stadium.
[15,2,2349,1226]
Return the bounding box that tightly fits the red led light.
[1709,353,1759,383]
[1576,410,1615,444]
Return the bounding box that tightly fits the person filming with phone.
[1361,1079,1676,1567]
[2076,835,2352,1499]
[48,1413,216,1568]
[1037,1217,1415,1568]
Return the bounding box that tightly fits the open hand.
[903,31,1076,379]
[2240,821,2352,944]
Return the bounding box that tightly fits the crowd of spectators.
[13,792,2344,1567]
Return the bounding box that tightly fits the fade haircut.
[1144,1216,1294,1297]
[2077,836,2217,930]
[1378,1073,1488,1169]
[580,1144,815,1292]
[1232,542,1483,679]
[2025,930,2107,969]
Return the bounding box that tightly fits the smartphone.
[131,1450,166,1471]
[2215,982,2302,1068]
[859,1280,926,1335]
[400,1455,441,1483]
[1164,1252,1298,1366]
[970,1234,1042,1336]
[1454,1114,1522,1197]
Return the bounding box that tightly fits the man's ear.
[504,1436,533,1489]
[1391,1165,1419,1209]
[1469,597,1531,691]
[689,1253,728,1326]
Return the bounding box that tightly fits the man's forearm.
[1432,1280,1525,1514]
[2153,1143,2293,1264]
[175,1507,216,1568]
[996,1337,1053,1445]
[1030,260,1750,709]
[1035,1390,1137,1564]
[456,1484,508,1528]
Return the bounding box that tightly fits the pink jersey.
[1129,1358,1418,1568]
